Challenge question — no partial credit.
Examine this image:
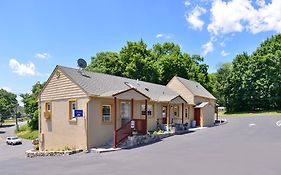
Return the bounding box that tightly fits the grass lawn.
[16,124,38,140]
[219,110,281,117]
[3,119,16,124]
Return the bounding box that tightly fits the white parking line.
[249,123,256,127]
[276,120,281,127]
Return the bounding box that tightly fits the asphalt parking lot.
[1,116,281,175]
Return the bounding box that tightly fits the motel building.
[39,65,216,151]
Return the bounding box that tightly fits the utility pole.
[15,103,19,131]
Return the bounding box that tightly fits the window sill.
[69,118,77,123]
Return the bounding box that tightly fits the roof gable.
[175,76,216,100]
[58,66,181,102]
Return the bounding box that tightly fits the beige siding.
[202,103,215,127]
[40,98,88,150]
[167,77,194,104]
[41,69,87,101]
[88,98,115,148]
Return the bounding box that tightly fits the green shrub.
[16,124,38,140]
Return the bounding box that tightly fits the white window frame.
[141,104,153,117]
[102,105,111,123]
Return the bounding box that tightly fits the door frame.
[162,106,168,124]
[194,108,201,127]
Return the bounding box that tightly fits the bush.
[16,124,38,140]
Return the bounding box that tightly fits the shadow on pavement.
[0,131,6,134]
[0,124,15,128]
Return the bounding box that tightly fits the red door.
[162,106,167,124]
[194,108,201,127]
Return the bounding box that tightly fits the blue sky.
[0,0,280,105]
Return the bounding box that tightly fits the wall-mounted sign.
[74,110,83,118]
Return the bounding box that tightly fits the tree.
[210,63,232,106]
[223,34,281,112]
[21,82,45,130]
[120,40,160,83]
[86,52,124,76]
[0,89,17,122]
[87,40,213,91]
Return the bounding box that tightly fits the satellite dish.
[77,58,87,69]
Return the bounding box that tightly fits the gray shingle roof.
[194,102,209,108]
[176,76,216,100]
[59,66,179,102]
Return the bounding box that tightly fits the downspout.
[86,97,90,152]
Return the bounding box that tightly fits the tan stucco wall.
[88,98,115,148]
[87,98,161,147]
[202,103,215,127]
[166,77,194,104]
[41,69,87,101]
[40,97,88,151]
[194,96,216,127]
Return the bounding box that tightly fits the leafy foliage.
[209,62,233,106]
[86,41,212,91]
[21,82,45,130]
[0,89,17,120]
[222,34,281,112]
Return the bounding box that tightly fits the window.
[102,105,111,123]
[173,105,179,118]
[162,106,167,118]
[46,102,51,112]
[185,108,188,119]
[141,104,153,117]
[69,100,77,120]
[44,102,52,119]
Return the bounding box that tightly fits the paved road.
[0,122,33,161]
[0,116,281,175]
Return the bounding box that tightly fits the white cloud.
[156,33,163,38]
[156,33,173,39]
[0,86,12,92]
[9,59,36,76]
[17,95,23,107]
[202,40,214,56]
[35,53,50,60]
[221,50,230,56]
[186,6,206,30]
[208,0,281,35]
[184,0,191,7]
[220,42,225,47]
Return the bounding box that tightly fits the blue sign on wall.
[74,110,84,118]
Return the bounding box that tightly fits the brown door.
[162,106,167,124]
[194,108,201,127]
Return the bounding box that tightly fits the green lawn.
[3,119,16,124]
[16,124,38,140]
[219,110,281,117]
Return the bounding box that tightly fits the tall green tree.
[86,52,124,77]
[21,82,45,130]
[86,40,212,92]
[210,62,232,106]
[0,89,17,122]
[120,40,160,83]
[224,34,281,112]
